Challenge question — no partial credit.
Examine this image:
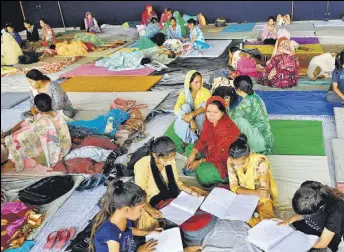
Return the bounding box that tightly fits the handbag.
[19,175,74,205]
[215,17,227,27]
[66,218,94,252]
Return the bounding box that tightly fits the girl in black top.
[278,181,344,252]
[24,20,39,42]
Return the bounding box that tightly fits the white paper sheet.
[246,219,294,251]
[270,230,319,252]
[200,188,259,222]
[160,191,205,225]
[146,227,184,252]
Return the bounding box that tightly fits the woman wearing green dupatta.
[163,11,187,37]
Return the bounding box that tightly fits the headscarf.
[173,11,187,36]
[1,32,23,65]
[231,50,241,70]
[196,96,241,178]
[276,36,295,56]
[184,70,202,108]
[141,4,157,25]
[85,11,94,28]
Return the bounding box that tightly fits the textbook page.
[270,230,319,252]
[146,227,184,252]
[225,194,259,222]
[246,219,294,251]
[200,187,237,219]
[160,191,205,225]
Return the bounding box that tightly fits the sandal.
[52,229,70,250]
[43,230,60,250]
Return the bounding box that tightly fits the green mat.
[270,120,325,156]
[164,120,326,156]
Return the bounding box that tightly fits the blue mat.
[222,23,256,32]
[255,91,341,116]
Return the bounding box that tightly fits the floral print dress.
[5,112,71,172]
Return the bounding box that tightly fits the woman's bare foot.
[312,66,321,80]
[184,246,202,252]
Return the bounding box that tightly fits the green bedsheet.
[164,120,326,156]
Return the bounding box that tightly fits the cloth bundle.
[18,175,74,205]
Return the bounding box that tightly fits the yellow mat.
[61,76,163,92]
[244,43,324,55]
[108,47,139,58]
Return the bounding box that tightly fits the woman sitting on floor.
[141,4,158,25]
[24,20,39,42]
[228,134,278,227]
[144,17,162,39]
[278,181,344,252]
[1,93,71,172]
[1,32,23,66]
[167,17,183,40]
[228,47,264,77]
[174,70,211,145]
[185,96,240,187]
[84,11,101,34]
[39,19,56,46]
[257,36,299,88]
[307,53,336,81]
[134,136,205,230]
[160,8,172,27]
[184,19,210,50]
[5,23,22,47]
[21,69,76,119]
[262,16,277,45]
[229,76,273,154]
[95,45,175,71]
[326,51,344,104]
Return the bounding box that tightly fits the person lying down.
[95,46,176,71]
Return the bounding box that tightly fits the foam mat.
[67,91,169,119]
[180,40,232,58]
[331,138,344,182]
[61,76,163,92]
[244,43,324,55]
[1,92,29,109]
[334,107,344,138]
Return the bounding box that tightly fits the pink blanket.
[59,64,155,78]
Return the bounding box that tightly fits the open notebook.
[246,219,319,252]
[146,227,184,252]
[200,187,259,222]
[160,191,205,225]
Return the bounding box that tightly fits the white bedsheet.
[180,40,232,58]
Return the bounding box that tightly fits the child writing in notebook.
[90,180,161,252]
[277,181,344,252]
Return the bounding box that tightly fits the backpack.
[215,17,227,27]
[127,137,155,170]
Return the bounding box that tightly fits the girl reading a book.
[227,134,278,227]
[134,136,207,231]
[278,181,344,252]
[90,180,161,252]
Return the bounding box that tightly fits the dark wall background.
[2,1,344,30]
[1,1,25,32]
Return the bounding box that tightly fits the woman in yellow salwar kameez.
[134,136,206,230]
[227,134,278,227]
